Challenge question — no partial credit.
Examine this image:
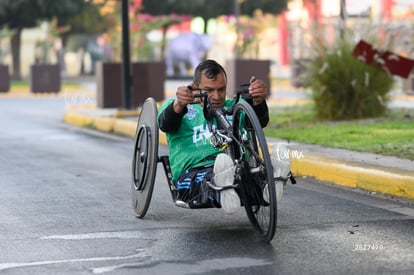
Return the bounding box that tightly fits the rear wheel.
[131,98,158,218]
[232,101,277,242]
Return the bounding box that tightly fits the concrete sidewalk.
[63,106,414,201]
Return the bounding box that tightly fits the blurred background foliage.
[305,33,394,120]
[0,0,287,79]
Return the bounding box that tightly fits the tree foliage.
[141,0,287,26]
[0,0,85,29]
[0,0,288,79]
[240,0,287,16]
[142,0,287,16]
[61,2,110,35]
[0,0,86,79]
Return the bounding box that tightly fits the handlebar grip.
[188,86,204,98]
[193,93,204,98]
[239,83,252,100]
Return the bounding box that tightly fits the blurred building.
[282,0,413,84]
[7,0,413,78]
[284,0,413,64]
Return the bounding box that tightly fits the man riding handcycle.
[131,59,294,242]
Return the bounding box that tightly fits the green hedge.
[305,38,394,120]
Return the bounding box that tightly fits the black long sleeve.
[158,101,187,132]
[251,100,269,128]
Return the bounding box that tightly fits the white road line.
[0,249,150,272]
[40,230,154,240]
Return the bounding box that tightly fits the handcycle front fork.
[158,155,178,201]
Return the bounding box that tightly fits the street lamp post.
[121,0,132,109]
[234,0,240,58]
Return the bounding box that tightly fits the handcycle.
[131,84,293,242]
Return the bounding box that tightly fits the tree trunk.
[10,28,22,80]
[203,16,208,34]
[160,26,168,60]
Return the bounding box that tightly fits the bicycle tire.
[131,98,159,218]
[232,101,277,242]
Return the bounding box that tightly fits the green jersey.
[158,99,236,182]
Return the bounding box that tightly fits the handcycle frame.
[131,84,278,242]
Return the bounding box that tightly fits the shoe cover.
[214,154,240,214]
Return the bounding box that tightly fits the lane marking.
[40,230,154,240]
[0,249,150,272]
[91,257,271,274]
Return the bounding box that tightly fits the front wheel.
[232,101,277,242]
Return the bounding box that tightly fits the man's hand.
[173,85,195,113]
[248,76,267,106]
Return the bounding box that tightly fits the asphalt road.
[1,97,413,274]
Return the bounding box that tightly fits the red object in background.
[352,40,414,79]
[168,15,192,33]
[381,0,393,21]
[304,0,321,20]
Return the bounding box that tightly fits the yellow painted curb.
[114,110,140,118]
[291,154,357,188]
[94,117,115,132]
[113,119,137,137]
[292,153,414,199]
[355,167,414,199]
[63,112,94,127]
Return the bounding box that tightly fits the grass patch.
[10,80,28,87]
[264,105,414,160]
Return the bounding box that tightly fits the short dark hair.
[193,59,227,86]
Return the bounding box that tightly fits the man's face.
[198,72,227,109]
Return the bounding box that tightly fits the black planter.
[96,61,165,108]
[30,64,61,93]
[225,59,271,99]
[0,64,10,92]
[132,62,165,105]
[96,62,123,108]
